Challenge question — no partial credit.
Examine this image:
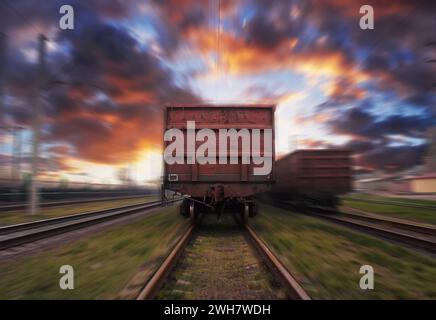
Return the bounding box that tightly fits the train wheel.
[241,203,249,225]
[189,200,196,224]
[331,197,339,209]
[179,198,189,217]
[249,202,258,217]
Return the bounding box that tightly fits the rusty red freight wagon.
[163,104,276,223]
[273,149,352,208]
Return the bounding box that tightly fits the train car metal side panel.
[164,104,275,199]
[274,149,352,200]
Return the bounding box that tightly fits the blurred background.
[0,0,435,301]
[0,0,436,205]
[0,0,435,202]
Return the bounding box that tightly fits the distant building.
[358,174,436,194]
[402,174,436,193]
[356,176,396,191]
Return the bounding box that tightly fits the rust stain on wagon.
[166,104,274,129]
[163,104,276,199]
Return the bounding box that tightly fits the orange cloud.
[187,25,367,80]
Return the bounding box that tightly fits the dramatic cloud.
[44,20,200,164]
[2,5,201,169]
[330,107,434,171]
[0,0,434,180]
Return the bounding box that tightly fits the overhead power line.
[0,0,43,35]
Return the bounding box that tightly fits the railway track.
[0,199,180,250]
[274,201,436,254]
[0,194,154,212]
[136,214,310,300]
[343,196,436,210]
[341,206,436,237]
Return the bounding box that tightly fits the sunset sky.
[0,0,435,184]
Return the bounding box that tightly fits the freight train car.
[163,104,275,223]
[272,149,352,208]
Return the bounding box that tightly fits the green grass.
[0,196,157,226]
[342,199,436,225]
[157,214,285,299]
[344,193,436,207]
[0,206,188,299]
[250,203,436,299]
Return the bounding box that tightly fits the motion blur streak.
[0,0,434,186]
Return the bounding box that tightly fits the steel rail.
[0,199,181,250]
[0,194,152,212]
[136,224,195,300]
[245,224,311,300]
[275,201,436,254]
[341,206,436,237]
[136,218,310,300]
[313,213,436,253]
[343,197,436,210]
[0,200,167,235]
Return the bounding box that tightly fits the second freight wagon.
[272,149,352,208]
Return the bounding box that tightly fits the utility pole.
[28,34,47,215]
[0,32,5,128]
[0,33,6,179]
[12,126,22,181]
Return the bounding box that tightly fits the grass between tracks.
[341,198,436,225]
[157,214,286,300]
[251,203,436,299]
[0,206,188,299]
[0,196,157,226]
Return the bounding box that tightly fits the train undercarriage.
[178,196,258,225]
[259,191,341,213]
